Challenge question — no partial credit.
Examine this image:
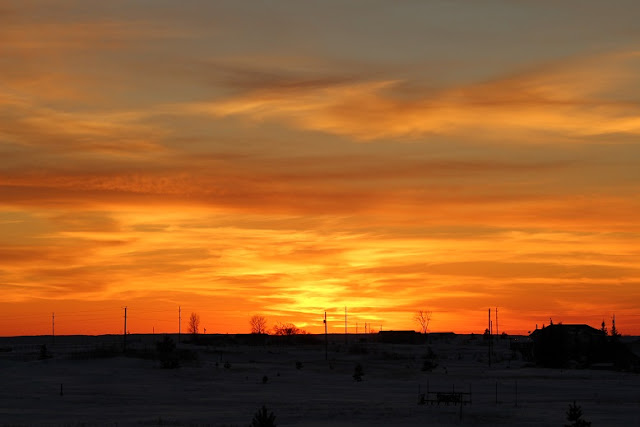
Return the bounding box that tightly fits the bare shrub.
[250,315,268,334]
[272,322,304,335]
[251,405,276,427]
[414,310,432,334]
[188,312,200,335]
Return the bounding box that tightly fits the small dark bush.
[39,344,51,360]
[422,359,438,372]
[353,363,364,381]
[565,401,591,427]
[417,393,426,405]
[424,346,436,360]
[251,405,276,427]
[262,375,269,384]
[295,360,303,370]
[156,335,180,369]
[421,346,438,371]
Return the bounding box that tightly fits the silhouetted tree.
[250,315,268,334]
[610,314,620,340]
[251,405,276,427]
[272,322,302,335]
[414,310,432,334]
[565,401,591,427]
[188,312,200,335]
[600,320,607,335]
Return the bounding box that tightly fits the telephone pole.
[344,306,347,344]
[123,306,127,351]
[324,311,328,361]
[488,308,492,367]
[495,307,499,336]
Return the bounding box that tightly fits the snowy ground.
[1,334,638,426]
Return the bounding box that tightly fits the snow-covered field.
[1,334,638,426]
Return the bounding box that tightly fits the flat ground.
[0,334,638,426]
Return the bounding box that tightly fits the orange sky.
[1,1,640,336]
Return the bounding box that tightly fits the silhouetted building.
[377,330,421,344]
[530,324,607,368]
[427,332,456,342]
[527,323,640,369]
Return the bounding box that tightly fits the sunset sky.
[2,1,640,336]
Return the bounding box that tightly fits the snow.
[0,334,638,426]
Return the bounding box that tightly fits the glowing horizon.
[1,2,640,336]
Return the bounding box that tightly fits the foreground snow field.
[1,334,638,426]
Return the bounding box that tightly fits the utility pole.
[344,306,347,344]
[123,306,128,352]
[488,308,491,367]
[324,311,328,361]
[52,312,55,345]
[496,307,499,336]
[178,306,181,343]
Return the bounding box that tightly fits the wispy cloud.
[199,51,640,141]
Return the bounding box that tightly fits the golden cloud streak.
[201,51,640,141]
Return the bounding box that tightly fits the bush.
[272,322,302,336]
[422,359,438,372]
[421,347,438,371]
[156,335,180,369]
[39,344,51,360]
[251,405,276,427]
[565,401,591,427]
[353,363,364,381]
